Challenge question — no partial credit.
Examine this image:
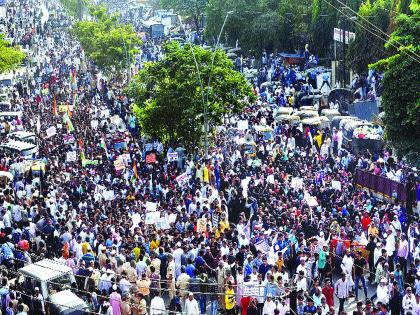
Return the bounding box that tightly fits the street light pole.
[203,11,233,160]
[178,13,232,160]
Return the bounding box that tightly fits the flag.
[78,138,85,160]
[66,101,72,118]
[72,92,78,110]
[100,135,108,158]
[63,113,74,133]
[133,160,138,179]
[53,94,57,116]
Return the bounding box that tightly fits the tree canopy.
[127,41,255,148]
[60,0,90,19]
[0,34,26,74]
[370,1,420,165]
[71,6,141,73]
[346,0,392,74]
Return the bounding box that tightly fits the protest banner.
[114,158,125,171]
[305,195,319,207]
[156,217,170,230]
[255,239,270,254]
[145,202,157,212]
[120,153,132,165]
[197,218,207,233]
[243,281,261,297]
[176,172,190,186]
[145,211,161,225]
[331,180,342,191]
[66,151,77,162]
[103,190,115,201]
[146,153,156,164]
[237,120,249,131]
[291,177,303,190]
[167,152,178,162]
[45,126,57,138]
[63,134,75,144]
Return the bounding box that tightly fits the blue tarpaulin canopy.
[0,0,7,6]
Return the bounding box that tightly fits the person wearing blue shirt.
[258,257,272,280]
[186,258,196,278]
[303,299,317,314]
[244,255,253,278]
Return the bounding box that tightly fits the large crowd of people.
[0,0,419,315]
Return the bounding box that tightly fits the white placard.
[145,202,157,212]
[66,151,77,162]
[103,190,115,201]
[176,172,190,186]
[167,152,178,162]
[168,213,177,223]
[291,177,303,190]
[267,174,275,184]
[333,27,355,44]
[306,196,319,207]
[145,211,161,225]
[45,126,57,138]
[120,153,132,165]
[156,217,170,230]
[331,180,342,191]
[237,120,249,131]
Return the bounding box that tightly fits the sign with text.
[333,28,355,44]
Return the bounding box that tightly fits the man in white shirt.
[150,292,166,315]
[341,249,354,292]
[184,292,200,315]
[334,273,349,314]
[376,278,390,305]
[402,287,416,313]
[262,295,276,315]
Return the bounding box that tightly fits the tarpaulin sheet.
[348,100,379,121]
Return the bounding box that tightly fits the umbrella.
[260,82,272,88]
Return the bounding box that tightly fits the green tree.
[71,6,141,74]
[347,0,392,74]
[0,35,26,74]
[370,1,420,164]
[311,0,338,58]
[127,42,255,148]
[160,0,207,32]
[60,0,90,19]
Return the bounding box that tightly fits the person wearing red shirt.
[361,212,371,231]
[322,278,334,308]
[240,296,251,315]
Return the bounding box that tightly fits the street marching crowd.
[0,0,420,315]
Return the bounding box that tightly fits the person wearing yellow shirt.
[225,282,236,314]
[275,252,284,273]
[368,222,379,237]
[150,237,160,252]
[132,245,141,262]
[81,237,90,255]
[203,164,209,183]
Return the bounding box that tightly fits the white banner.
[145,211,161,225]
[145,202,157,212]
[333,27,355,44]
[176,172,190,186]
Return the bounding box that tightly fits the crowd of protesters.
[0,0,419,315]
